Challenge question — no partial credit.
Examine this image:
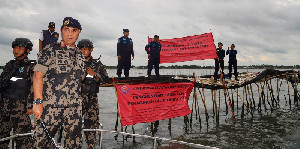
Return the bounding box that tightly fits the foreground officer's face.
[80,47,93,59]
[61,26,81,47]
[13,46,26,58]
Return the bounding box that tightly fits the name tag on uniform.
[10,77,23,81]
[86,74,93,78]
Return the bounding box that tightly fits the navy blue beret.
[62,17,82,30]
[123,29,129,32]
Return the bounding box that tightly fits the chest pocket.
[55,50,72,74]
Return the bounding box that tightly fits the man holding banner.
[145,35,161,77]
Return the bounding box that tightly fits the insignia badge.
[19,67,24,73]
[121,86,129,93]
[64,19,70,25]
[55,35,58,38]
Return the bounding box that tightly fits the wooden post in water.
[293,71,299,106]
[236,88,239,111]
[224,89,228,114]
[190,86,196,124]
[246,85,252,111]
[199,87,209,122]
[231,89,234,112]
[250,84,255,110]
[277,78,280,105]
[285,73,291,108]
[256,83,262,111]
[214,89,218,122]
[196,89,201,126]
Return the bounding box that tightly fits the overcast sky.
[0,0,299,67]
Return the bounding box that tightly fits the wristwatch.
[33,98,43,104]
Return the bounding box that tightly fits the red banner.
[148,33,217,63]
[115,83,194,126]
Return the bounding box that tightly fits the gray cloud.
[0,0,299,67]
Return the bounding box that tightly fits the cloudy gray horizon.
[0,0,299,67]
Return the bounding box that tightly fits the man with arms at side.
[32,17,86,149]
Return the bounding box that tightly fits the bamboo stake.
[190,86,196,124]
[293,71,298,106]
[250,84,255,109]
[211,90,215,116]
[286,73,291,108]
[196,89,201,125]
[233,89,249,112]
[236,88,239,111]
[199,88,209,121]
[224,89,228,114]
[224,89,236,121]
[214,89,218,120]
[231,89,234,112]
[256,83,262,111]
[246,85,252,111]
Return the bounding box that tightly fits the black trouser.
[228,61,238,79]
[148,58,160,76]
[214,59,224,80]
[117,57,131,77]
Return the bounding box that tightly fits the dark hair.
[231,44,235,47]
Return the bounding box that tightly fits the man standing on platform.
[117,29,134,78]
[32,17,85,149]
[39,22,59,51]
[214,42,225,82]
[145,35,161,78]
[226,44,238,80]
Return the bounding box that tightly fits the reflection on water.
[1,69,299,149]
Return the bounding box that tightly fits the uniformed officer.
[39,22,59,51]
[145,35,161,77]
[214,42,225,81]
[226,44,238,80]
[32,17,86,149]
[117,29,134,78]
[78,39,108,149]
[0,38,34,148]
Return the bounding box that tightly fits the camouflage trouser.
[83,93,100,147]
[33,106,82,149]
[0,98,33,149]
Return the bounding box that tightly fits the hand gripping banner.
[115,83,194,126]
[148,33,217,63]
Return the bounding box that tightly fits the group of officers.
[0,17,109,149]
[0,16,238,149]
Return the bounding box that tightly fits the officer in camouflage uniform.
[32,17,85,149]
[0,38,35,148]
[78,39,108,149]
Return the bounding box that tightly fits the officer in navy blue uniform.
[145,35,161,77]
[117,29,134,78]
[226,44,238,80]
[214,42,225,81]
[39,22,59,51]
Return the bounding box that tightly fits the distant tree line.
[1,65,298,70]
[104,64,299,69]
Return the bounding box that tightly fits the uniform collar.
[15,57,29,63]
[86,56,93,62]
[48,29,55,35]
